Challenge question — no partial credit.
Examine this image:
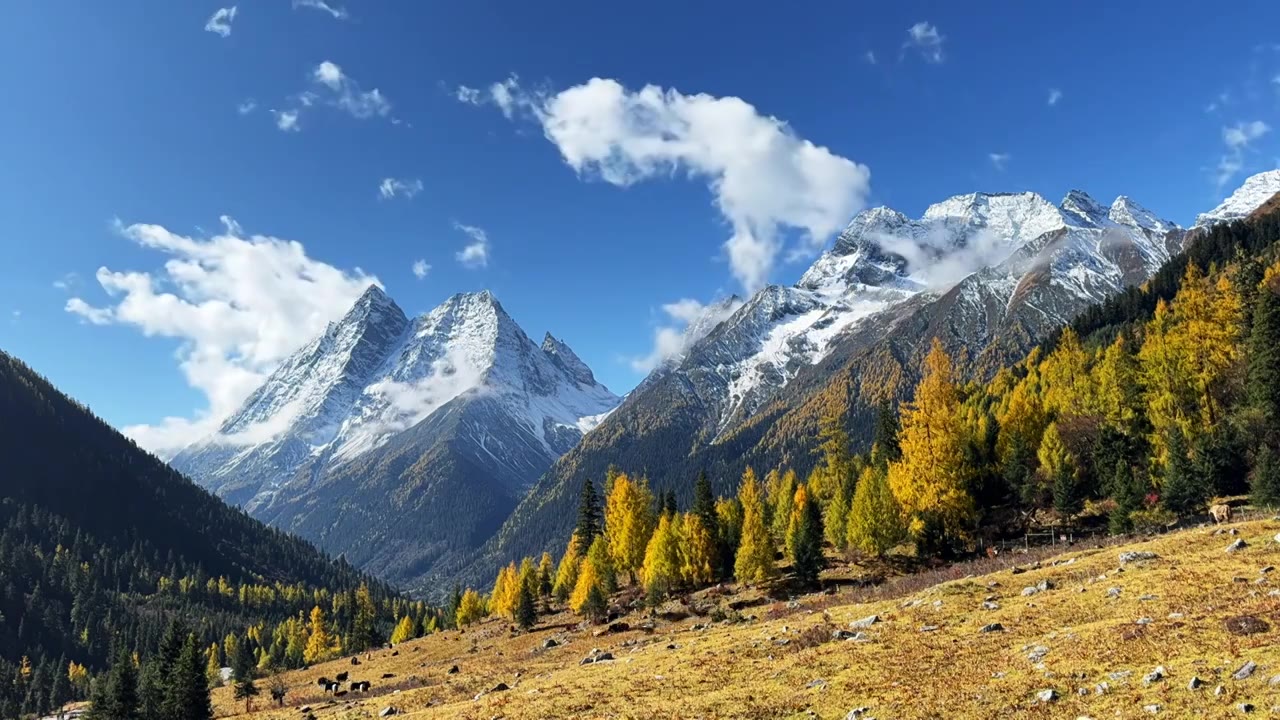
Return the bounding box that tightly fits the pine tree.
[814,410,853,504]
[349,584,377,652]
[165,636,212,720]
[603,473,656,583]
[1041,327,1097,418]
[767,469,797,543]
[1051,462,1084,520]
[846,464,906,556]
[87,647,139,720]
[1248,273,1280,421]
[514,582,537,632]
[1251,444,1280,507]
[734,468,776,585]
[537,552,555,598]
[586,532,617,594]
[824,481,851,552]
[1108,461,1143,535]
[581,583,608,623]
[714,497,742,580]
[389,616,416,644]
[786,484,824,587]
[640,514,681,604]
[872,400,901,465]
[490,562,519,620]
[691,470,721,576]
[575,478,603,555]
[1161,430,1209,516]
[888,339,975,550]
[1094,334,1143,432]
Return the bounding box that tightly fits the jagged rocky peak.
[1196,169,1280,228]
[1060,189,1111,227]
[541,332,597,386]
[1109,196,1177,234]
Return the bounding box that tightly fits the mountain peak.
[541,333,597,386]
[1059,189,1110,227]
[1196,169,1280,228]
[1109,196,1177,234]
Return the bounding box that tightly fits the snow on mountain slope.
[170,287,619,511]
[1195,170,1280,228]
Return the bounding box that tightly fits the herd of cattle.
[315,671,374,697]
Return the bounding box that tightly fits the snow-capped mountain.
[171,287,618,588]
[1195,169,1280,228]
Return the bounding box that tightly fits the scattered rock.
[1021,586,1040,597]
[1138,594,1158,601]
[1238,703,1255,714]
[1227,539,1249,553]
[446,665,459,675]
[1135,617,1154,625]
[1010,566,1027,575]
[919,625,939,633]
[299,707,312,713]
[806,678,827,690]
[1270,674,1280,687]
[1143,704,1161,714]
[1233,660,1257,680]
[1215,685,1227,696]
[843,709,871,720]
[1027,646,1050,663]
[666,643,677,650]
[1144,666,1166,684]
[1274,532,1280,544]
[979,623,1004,633]
[1261,566,1275,574]
[832,629,857,641]
[850,614,880,630]
[844,632,871,643]
[1225,615,1271,636]
[1106,587,1122,599]
[542,638,559,649]
[489,682,510,693]
[379,708,398,717]
[1037,579,1055,591]
[1036,689,1059,703]
[1093,681,1109,695]
[1188,676,1206,690]
[1118,551,1159,563]
[982,601,1001,611]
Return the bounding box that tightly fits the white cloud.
[1048,88,1062,106]
[870,226,1013,290]
[988,152,1010,171]
[65,216,377,454]
[350,348,487,444]
[456,85,482,105]
[378,177,424,200]
[273,109,300,132]
[1216,119,1271,187]
[864,50,877,65]
[454,223,490,268]
[904,22,944,63]
[204,6,237,37]
[411,259,431,279]
[465,76,871,292]
[314,61,391,119]
[237,99,257,115]
[629,297,742,373]
[292,0,348,20]
[52,272,80,291]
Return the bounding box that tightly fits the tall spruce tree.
[169,636,212,720]
[1251,444,1280,507]
[514,582,537,632]
[786,484,825,587]
[1248,278,1280,422]
[87,647,139,720]
[1161,430,1209,516]
[575,478,602,555]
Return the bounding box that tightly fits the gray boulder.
[1233,660,1256,680]
[1118,551,1159,563]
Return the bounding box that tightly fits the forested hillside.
[0,352,444,719]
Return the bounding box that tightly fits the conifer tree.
[767,469,797,543]
[537,552,555,597]
[389,616,416,644]
[303,606,337,665]
[569,536,615,617]
[585,534,617,594]
[1161,429,1209,516]
[575,478,602,555]
[454,589,486,627]
[1251,444,1280,507]
[888,339,975,548]
[1108,461,1143,535]
[204,645,222,689]
[814,410,853,503]
[872,400,901,464]
[678,512,717,586]
[714,497,742,579]
[824,481,851,552]
[490,562,519,620]
[552,537,581,603]
[734,468,775,585]
[846,464,906,556]
[514,581,537,632]
[580,583,608,623]
[1094,334,1143,432]
[640,513,681,604]
[786,484,824,587]
[86,647,138,720]
[1248,272,1280,421]
[603,473,655,583]
[349,584,377,653]
[691,471,721,574]
[225,636,254,715]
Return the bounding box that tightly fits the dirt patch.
[1224,615,1271,636]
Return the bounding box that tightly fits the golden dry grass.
[214,519,1280,719]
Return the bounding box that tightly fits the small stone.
[831,629,856,641]
[843,709,870,720]
[979,623,1004,633]
[1136,617,1153,625]
[447,665,459,674]
[1233,660,1256,680]
[850,615,880,629]
[806,678,827,689]
[1238,703,1255,714]
[1271,674,1280,687]
[1108,671,1131,681]
[1093,681,1109,695]
[1036,689,1059,703]
[1027,646,1050,663]
[1168,612,1184,619]
[1188,676,1206,690]
[489,682,509,693]
[1139,594,1157,601]
[1144,666,1166,684]
[1037,579,1055,591]
[1106,587,1122,599]
[1143,704,1161,714]
[1274,532,1280,544]
[844,632,870,643]
[1021,586,1040,597]
[1226,539,1249,553]
[379,708,398,717]
[1119,551,1159,563]
[1215,685,1227,696]
[919,625,939,633]
[542,638,559,649]
[1262,566,1275,574]
[983,601,1001,610]
[1010,566,1027,575]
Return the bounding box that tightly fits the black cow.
[333,690,348,698]
[350,681,371,693]
[316,677,332,688]
[335,672,349,682]
[350,657,361,666]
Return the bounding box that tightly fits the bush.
[1130,507,1177,534]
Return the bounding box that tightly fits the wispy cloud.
[378,177,424,200]
[456,85,482,105]
[1216,119,1270,188]
[459,76,871,292]
[453,223,490,269]
[270,61,395,131]
[292,0,347,20]
[1047,88,1062,106]
[204,6,238,37]
[629,297,742,373]
[988,152,1010,171]
[864,50,877,65]
[65,216,377,454]
[237,99,257,115]
[904,22,944,63]
[272,109,300,132]
[52,272,80,291]
[411,260,431,279]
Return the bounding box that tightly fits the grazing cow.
[350,657,361,666]
[335,672,349,682]
[333,690,347,698]
[351,681,371,693]
[381,673,395,679]
[1211,504,1233,524]
[270,686,286,706]
[316,677,332,688]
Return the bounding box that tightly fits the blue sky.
[2,0,1279,451]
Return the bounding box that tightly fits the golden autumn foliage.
[734,468,775,585]
[603,473,656,582]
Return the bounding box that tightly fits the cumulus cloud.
[456,85,482,105]
[65,216,377,454]
[1216,119,1271,187]
[411,259,431,279]
[904,22,944,63]
[292,0,348,20]
[454,223,490,268]
[870,226,1013,290]
[461,76,871,292]
[204,6,237,37]
[1048,88,1062,106]
[273,109,300,132]
[988,152,1010,171]
[361,348,486,436]
[629,297,742,373]
[378,177,424,200]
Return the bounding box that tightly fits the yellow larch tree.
[887,338,975,544]
[1093,334,1142,431]
[603,473,656,584]
[641,513,681,601]
[455,589,486,627]
[677,511,717,586]
[303,606,339,665]
[734,467,776,584]
[552,536,581,602]
[1040,327,1098,418]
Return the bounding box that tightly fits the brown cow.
[1210,504,1232,524]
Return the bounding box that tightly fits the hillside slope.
[212,518,1280,719]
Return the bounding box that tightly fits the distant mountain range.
[170,169,1280,596]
